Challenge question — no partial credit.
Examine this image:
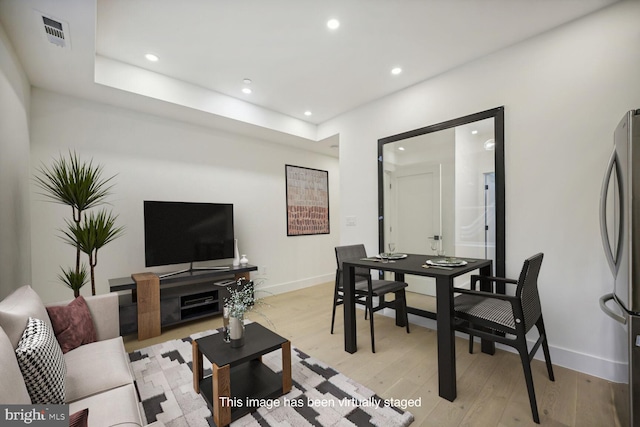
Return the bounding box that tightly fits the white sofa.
[0,285,158,427]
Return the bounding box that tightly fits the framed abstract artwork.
[285,165,329,236]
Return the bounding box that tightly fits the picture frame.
[285,164,330,236]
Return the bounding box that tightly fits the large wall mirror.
[378,107,505,301]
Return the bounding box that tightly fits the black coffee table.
[192,322,292,427]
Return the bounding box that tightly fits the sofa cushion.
[69,408,89,427]
[0,326,31,404]
[15,317,66,404]
[68,384,142,427]
[0,285,51,349]
[64,337,133,402]
[46,296,97,353]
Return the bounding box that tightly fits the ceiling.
[0,0,620,156]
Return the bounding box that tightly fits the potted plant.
[224,279,271,347]
[35,151,124,297]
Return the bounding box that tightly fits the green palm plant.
[35,151,115,275]
[35,151,122,296]
[57,265,89,298]
[62,209,125,296]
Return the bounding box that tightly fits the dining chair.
[453,252,554,424]
[332,244,410,353]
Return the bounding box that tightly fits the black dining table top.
[343,253,493,278]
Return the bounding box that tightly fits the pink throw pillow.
[46,296,97,353]
[69,408,89,427]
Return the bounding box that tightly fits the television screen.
[144,201,234,267]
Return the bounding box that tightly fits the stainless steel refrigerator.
[600,109,640,427]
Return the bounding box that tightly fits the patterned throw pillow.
[15,317,66,404]
[46,296,97,353]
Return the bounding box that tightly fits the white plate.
[376,253,408,260]
[427,258,467,267]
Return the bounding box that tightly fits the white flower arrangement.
[225,279,256,319]
[224,279,273,326]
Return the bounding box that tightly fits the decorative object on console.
[128,328,414,426]
[285,164,330,236]
[15,317,66,404]
[232,238,240,266]
[35,150,124,296]
[46,295,97,353]
[240,254,248,265]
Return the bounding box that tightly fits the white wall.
[29,89,339,304]
[319,1,640,381]
[0,22,32,298]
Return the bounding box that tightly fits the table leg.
[343,265,357,353]
[282,341,292,393]
[479,262,496,355]
[192,340,203,393]
[394,272,407,327]
[213,363,231,427]
[436,275,456,401]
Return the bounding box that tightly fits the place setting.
[376,243,408,263]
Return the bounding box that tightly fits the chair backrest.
[335,245,370,287]
[515,253,544,333]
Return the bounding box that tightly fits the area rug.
[128,328,414,427]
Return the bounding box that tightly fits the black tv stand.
[158,262,231,279]
[109,264,257,339]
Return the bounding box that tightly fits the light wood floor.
[124,282,619,427]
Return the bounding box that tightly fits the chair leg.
[517,343,540,424]
[368,294,376,353]
[330,290,339,334]
[537,317,555,381]
[468,332,474,354]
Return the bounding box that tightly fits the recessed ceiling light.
[484,138,496,150]
[145,53,159,62]
[243,78,252,84]
[304,111,312,116]
[391,67,402,75]
[242,87,252,94]
[327,19,340,30]
[398,147,405,151]
[471,130,478,135]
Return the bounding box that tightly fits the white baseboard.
[256,273,334,296]
[403,312,627,384]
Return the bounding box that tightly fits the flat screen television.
[144,201,234,271]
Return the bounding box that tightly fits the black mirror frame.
[377,106,505,278]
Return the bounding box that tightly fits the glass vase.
[229,313,245,348]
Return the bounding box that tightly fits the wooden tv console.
[109,264,257,340]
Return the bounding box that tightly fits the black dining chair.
[332,244,410,353]
[453,252,554,424]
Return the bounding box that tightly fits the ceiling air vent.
[35,11,71,50]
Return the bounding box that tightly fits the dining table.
[342,253,493,402]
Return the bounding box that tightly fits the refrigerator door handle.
[599,293,628,325]
[599,148,623,276]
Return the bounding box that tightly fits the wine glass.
[388,242,396,255]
